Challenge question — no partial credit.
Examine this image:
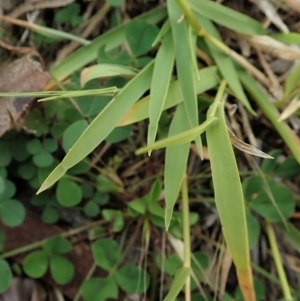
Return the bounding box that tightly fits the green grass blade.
[187,0,266,35]
[148,31,175,149]
[168,0,202,156]
[81,64,137,87]
[206,81,254,299]
[238,67,300,164]
[38,62,154,194]
[164,104,190,229]
[197,15,255,115]
[49,6,167,83]
[137,116,216,154]
[163,267,190,301]
[119,66,218,126]
[207,97,250,269]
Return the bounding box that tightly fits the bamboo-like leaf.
[37,62,154,194]
[48,6,167,85]
[163,267,190,301]
[187,0,266,35]
[148,31,175,149]
[206,81,255,300]
[81,64,137,87]
[119,66,218,126]
[197,15,255,115]
[164,104,190,229]
[238,66,300,164]
[168,0,202,156]
[138,116,216,154]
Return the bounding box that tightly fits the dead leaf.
[0,55,50,137]
[247,35,300,61]
[278,96,300,121]
[228,128,274,159]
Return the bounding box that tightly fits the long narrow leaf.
[168,0,202,155]
[164,104,190,229]
[187,0,266,35]
[206,85,255,300]
[148,31,175,148]
[38,62,154,193]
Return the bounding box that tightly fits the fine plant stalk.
[181,174,191,301]
[109,219,142,275]
[182,174,191,267]
[73,262,97,301]
[162,173,191,301]
[265,222,293,301]
[0,220,106,259]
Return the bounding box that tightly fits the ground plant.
[0,0,300,301]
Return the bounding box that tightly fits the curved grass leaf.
[81,64,137,87]
[38,62,154,193]
[119,66,218,125]
[148,30,175,150]
[187,0,266,35]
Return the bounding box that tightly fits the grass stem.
[265,221,293,301]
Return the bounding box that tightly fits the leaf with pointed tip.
[38,62,154,193]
